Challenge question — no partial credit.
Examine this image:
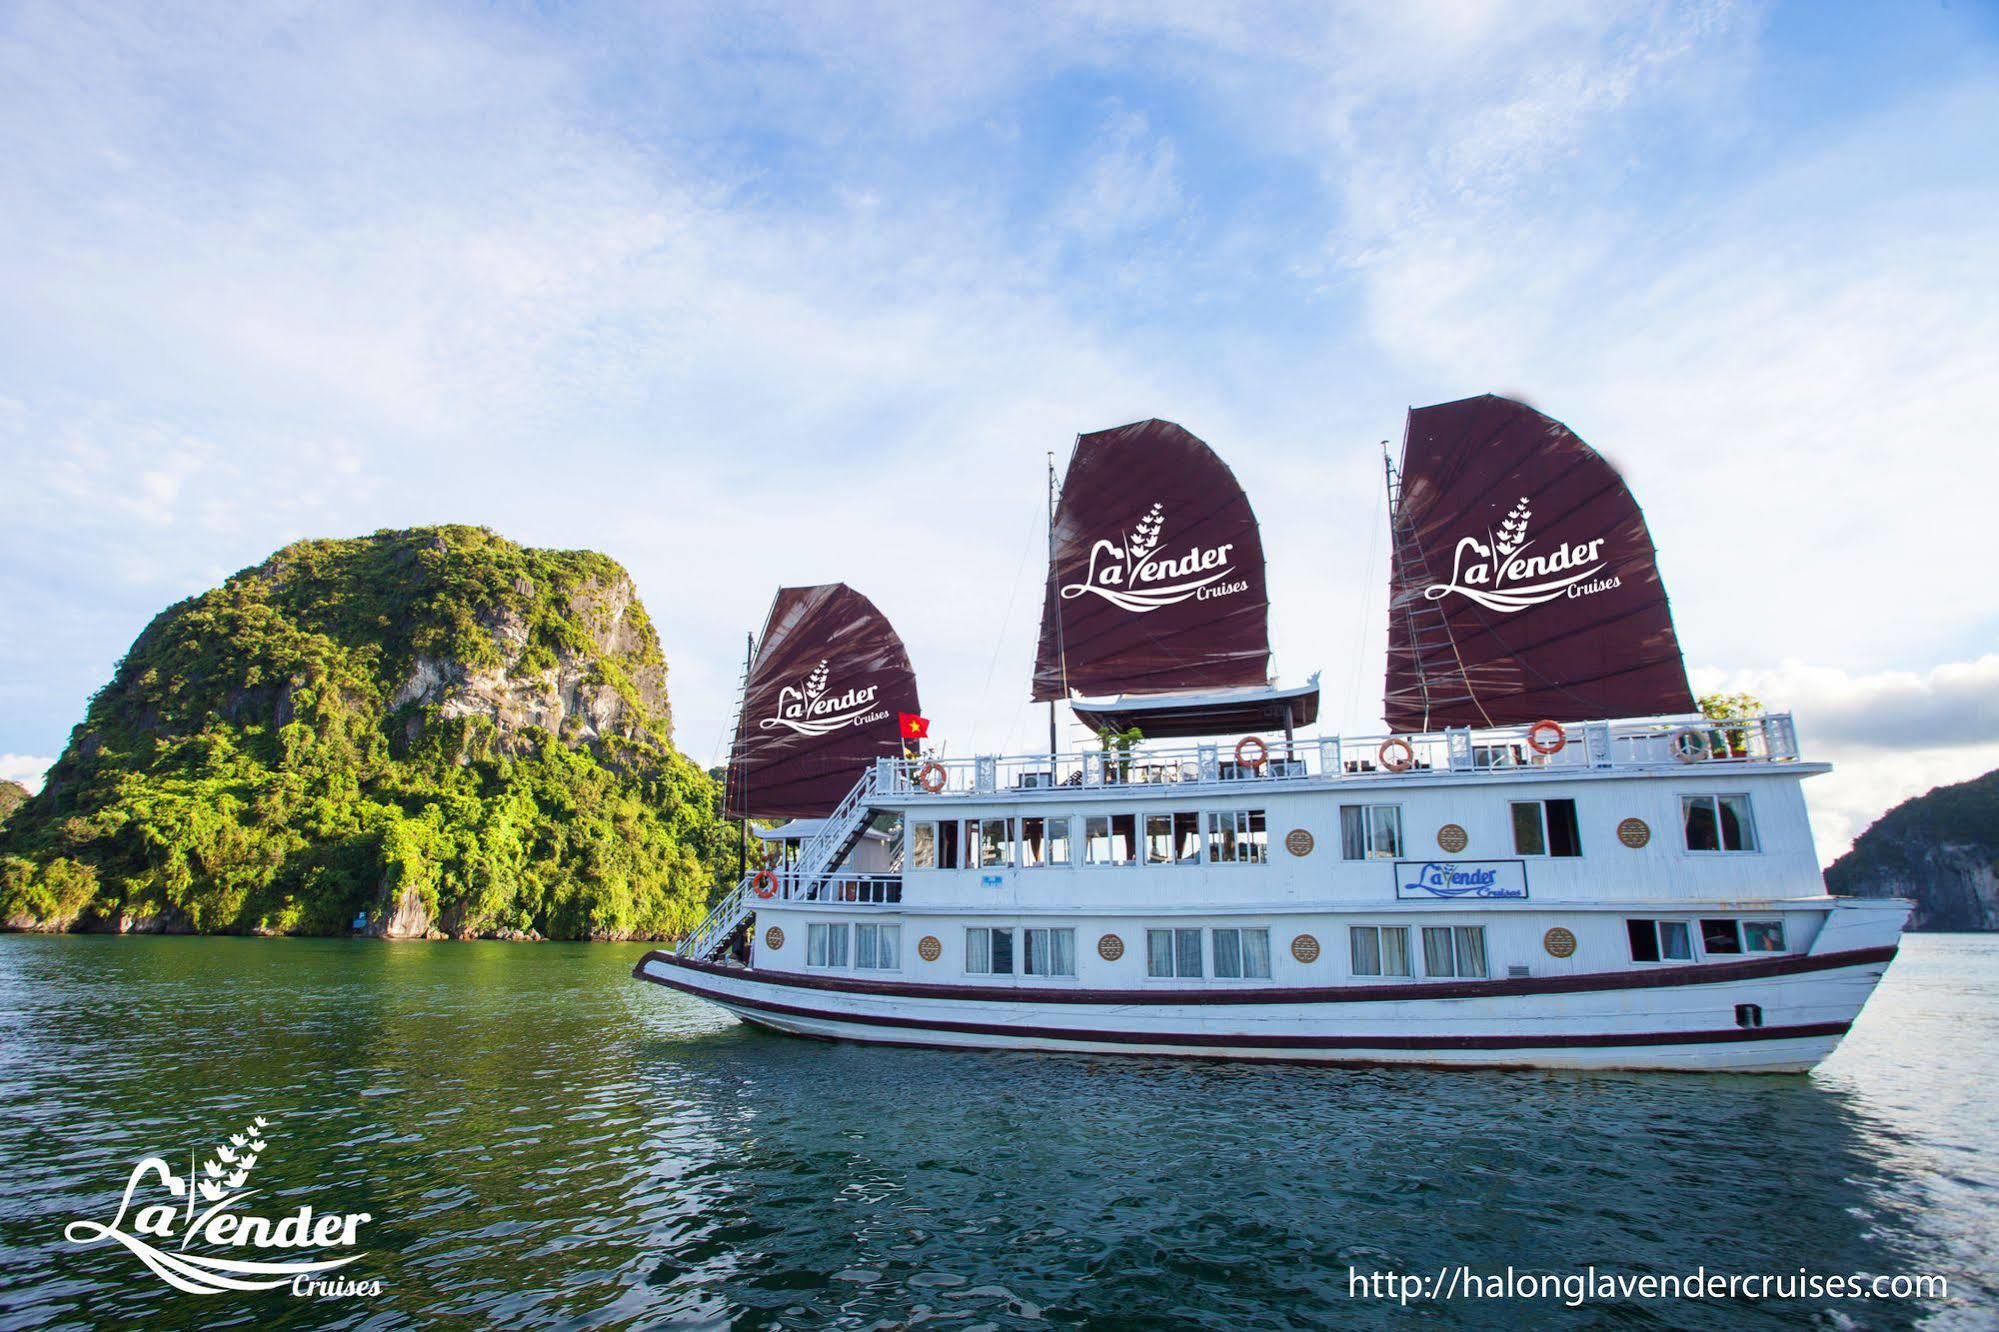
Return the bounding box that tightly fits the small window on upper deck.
[936,820,961,869]
[1683,795,1758,852]
[1511,799,1581,857]
[1340,805,1402,860]
[977,818,1015,868]
[1021,816,1071,867]
[911,822,937,870]
[1085,814,1136,865]
[1207,810,1268,863]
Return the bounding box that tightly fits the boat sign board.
[1393,859,1530,901]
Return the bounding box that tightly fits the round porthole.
[763,926,785,951]
[1285,829,1315,857]
[1098,933,1125,962]
[1291,933,1322,964]
[1437,823,1469,854]
[1544,927,1578,959]
[916,935,943,962]
[1617,817,1652,848]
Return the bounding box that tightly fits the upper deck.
[878,712,1809,808]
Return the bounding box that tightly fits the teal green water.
[1,933,1994,1329]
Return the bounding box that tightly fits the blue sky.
[3,1,1997,857]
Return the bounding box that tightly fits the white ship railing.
[883,713,1801,799]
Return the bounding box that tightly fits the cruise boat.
[635,400,1909,1072]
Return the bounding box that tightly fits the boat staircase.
[676,762,884,962]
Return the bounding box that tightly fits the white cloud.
[1060,107,1183,240]
[0,755,52,793]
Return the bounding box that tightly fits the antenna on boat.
[738,630,753,880]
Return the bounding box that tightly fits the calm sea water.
[0,934,1994,1330]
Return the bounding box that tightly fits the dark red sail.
[1031,419,1270,702]
[1384,395,1695,731]
[725,584,921,819]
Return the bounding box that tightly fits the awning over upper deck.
[1069,677,1320,740]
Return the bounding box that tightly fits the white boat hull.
[635,929,1900,1073]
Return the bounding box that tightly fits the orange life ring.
[751,868,779,899]
[916,761,948,793]
[1526,719,1567,755]
[1670,729,1709,763]
[1234,735,1269,771]
[1378,737,1416,772]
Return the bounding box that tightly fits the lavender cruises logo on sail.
[1060,502,1248,613]
[1423,496,1622,613]
[1394,860,1530,900]
[760,660,889,736]
[62,1114,379,1299]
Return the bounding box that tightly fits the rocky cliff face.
[0,780,25,826]
[1,525,729,940]
[1827,768,1999,931]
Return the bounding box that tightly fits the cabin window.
[1743,920,1787,953]
[1511,799,1581,857]
[1207,810,1269,863]
[1144,812,1202,864]
[1340,805,1403,860]
[1146,928,1204,979]
[965,927,1014,975]
[1349,925,1412,977]
[1020,816,1071,868]
[1212,928,1272,980]
[1422,926,1488,979]
[855,923,899,970]
[1682,794,1758,852]
[806,923,850,969]
[975,818,1015,868]
[936,819,961,869]
[1700,919,1744,955]
[911,822,937,870]
[1023,928,1077,977]
[1626,919,1693,963]
[1086,814,1138,865]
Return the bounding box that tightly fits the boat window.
[911,822,937,870]
[937,819,961,869]
[1683,794,1759,852]
[855,923,899,970]
[1700,919,1744,955]
[1207,810,1269,863]
[1211,928,1272,980]
[1340,805,1403,860]
[1146,928,1204,978]
[1422,926,1488,978]
[1627,920,1696,963]
[1743,920,1786,953]
[965,927,1014,975]
[807,923,850,968]
[1510,799,1581,857]
[1086,814,1138,865]
[1144,813,1202,864]
[1349,925,1412,977]
[1627,919,1660,962]
[1023,928,1076,977]
[1020,816,1071,868]
[978,818,1015,868]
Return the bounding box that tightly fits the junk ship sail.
[639,401,1907,1072]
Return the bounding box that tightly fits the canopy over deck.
[1070,677,1320,740]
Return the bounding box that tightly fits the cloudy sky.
[3,1,1995,860]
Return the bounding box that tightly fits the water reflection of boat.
[638,400,1908,1072]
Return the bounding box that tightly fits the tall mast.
[738,629,753,879]
[1047,449,1062,760]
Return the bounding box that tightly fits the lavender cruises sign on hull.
[1394,859,1531,901]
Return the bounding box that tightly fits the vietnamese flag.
[899,713,931,741]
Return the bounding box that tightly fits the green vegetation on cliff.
[0,526,733,939]
[0,780,26,825]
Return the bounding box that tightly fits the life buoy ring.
[751,868,779,899]
[916,761,948,793]
[1234,735,1269,771]
[1670,729,1709,763]
[1378,737,1416,772]
[1526,719,1566,755]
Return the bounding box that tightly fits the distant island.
[1828,767,1999,931]
[0,526,734,940]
